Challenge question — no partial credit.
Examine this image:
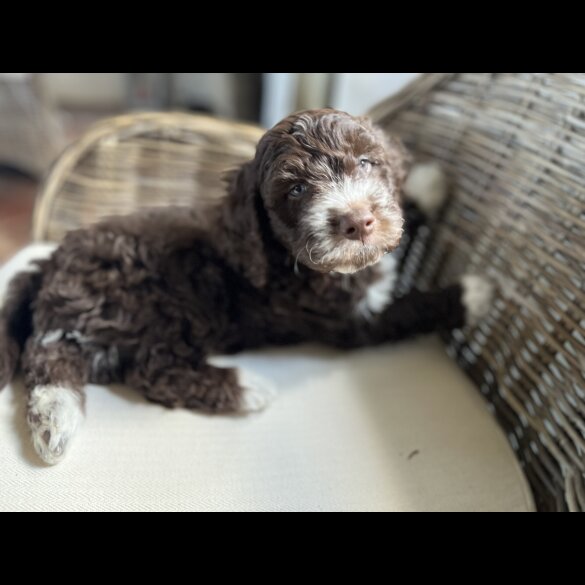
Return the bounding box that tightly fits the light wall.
[39,73,127,109]
[332,73,420,113]
[261,73,420,128]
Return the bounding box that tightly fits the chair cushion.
[0,337,533,512]
[0,247,534,512]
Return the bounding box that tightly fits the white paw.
[403,162,448,217]
[238,370,277,413]
[461,275,494,326]
[28,385,84,465]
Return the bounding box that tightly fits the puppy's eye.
[289,184,307,197]
[360,158,373,168]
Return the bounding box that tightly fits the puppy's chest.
[270,254,398,320]
[355,254,399,319]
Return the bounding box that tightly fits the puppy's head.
[256,109,408,274]
[222,109,409,287]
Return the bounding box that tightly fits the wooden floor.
[0,175,38,263]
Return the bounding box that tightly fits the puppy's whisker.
[294,250,303,276]
[302,235,322,266]
[305,238,314,262]
[308,245,319,265]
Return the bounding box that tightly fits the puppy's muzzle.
[338,210,377,241]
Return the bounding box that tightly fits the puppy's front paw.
[238,370,276,413]
[28,385,83,465]
[461,275,494,326]
[403,162,448,218]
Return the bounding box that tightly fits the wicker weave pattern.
[372,73,585,512]
[33,112,263,241]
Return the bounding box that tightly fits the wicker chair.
[30,74,585,512]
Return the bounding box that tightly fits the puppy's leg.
[396,164,449,286]
[126,360,275,414]
[460,275,495,326]
[21,338,87,465]
[378,275,494,342]
[403,162,449,219]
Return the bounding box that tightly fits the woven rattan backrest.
[32,112,263,241]
[372,73,585,511]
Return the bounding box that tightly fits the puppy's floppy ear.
[218,161,269,288]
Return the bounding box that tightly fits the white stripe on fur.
[357,254,398,319]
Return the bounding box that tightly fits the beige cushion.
[0,249,534,512]
[0,338,533,512]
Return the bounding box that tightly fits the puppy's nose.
[339,212,376,241]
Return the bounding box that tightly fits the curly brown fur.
[0,269,43,389]
[0,109,477,465]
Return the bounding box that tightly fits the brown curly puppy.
[0,109,492,464]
